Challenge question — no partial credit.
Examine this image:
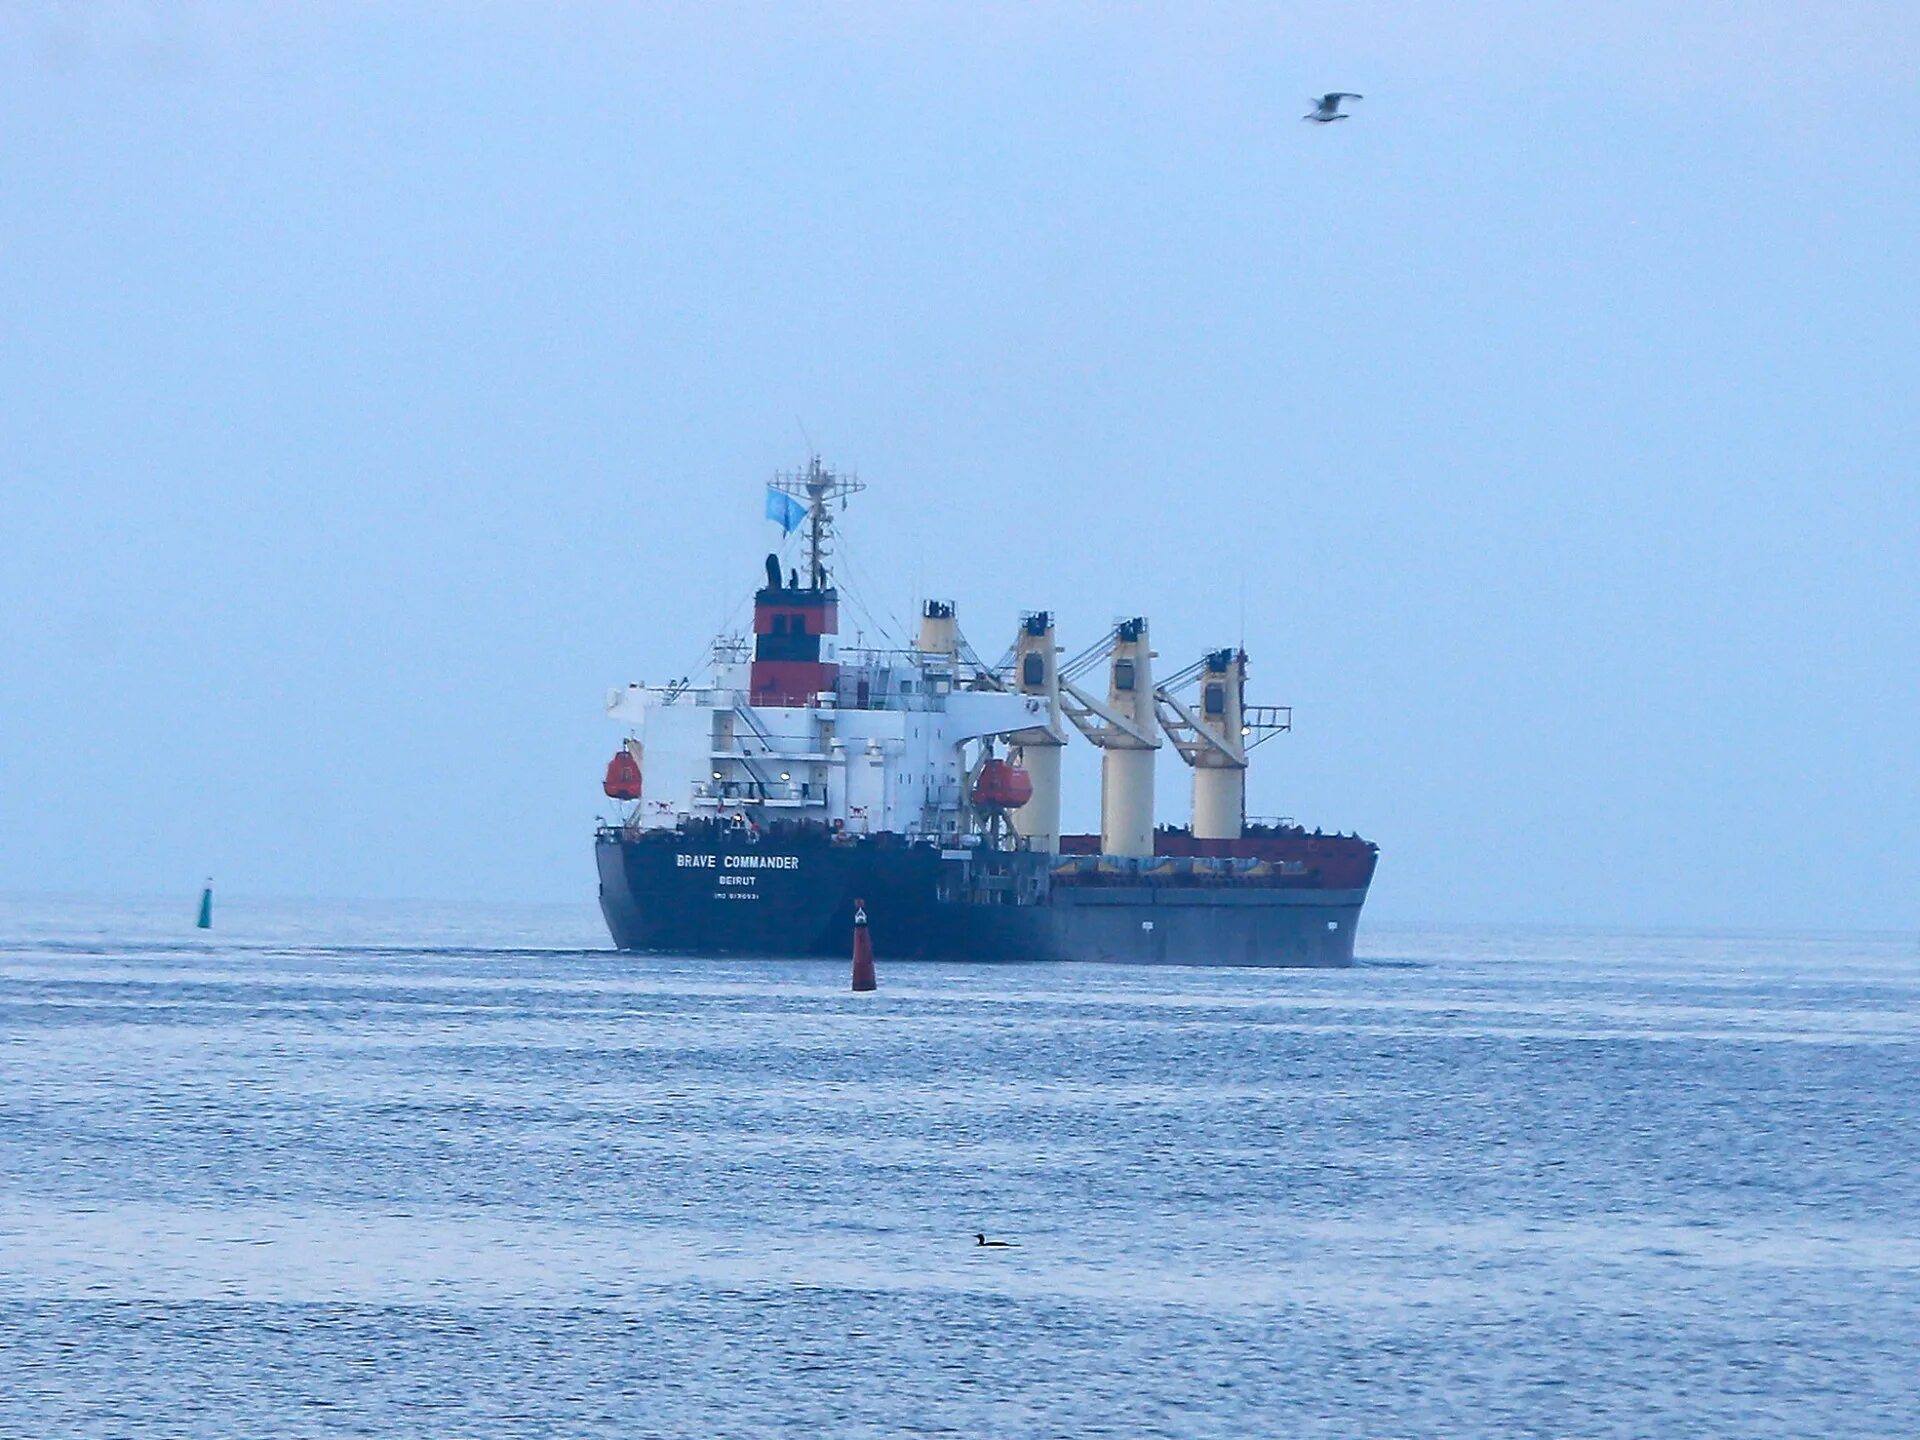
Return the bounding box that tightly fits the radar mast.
[771,455,865,589]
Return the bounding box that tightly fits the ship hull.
[597,834,1365,967]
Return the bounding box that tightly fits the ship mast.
[771,455,866,589]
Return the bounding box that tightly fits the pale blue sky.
[3,3,1916,928]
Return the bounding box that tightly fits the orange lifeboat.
[603,749,643,800]
[971,758,1033,810]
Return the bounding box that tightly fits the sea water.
[2,897,1915,1438]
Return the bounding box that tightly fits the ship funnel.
[917,599,959,657]
[1008,611,1066,852]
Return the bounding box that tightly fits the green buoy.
[197,881,213,930]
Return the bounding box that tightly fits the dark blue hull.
[595,832,1365,966]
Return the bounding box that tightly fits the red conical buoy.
[851,898,876,992]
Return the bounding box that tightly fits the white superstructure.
[603,460,1292,849]
[608,641,1050,839]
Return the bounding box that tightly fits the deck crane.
[1002,612,1069,850]
[1154,649,1292,840]
[1057,618,1160,856]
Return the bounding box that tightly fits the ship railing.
[646,684,743,708]
[691,779,821,807]
[830,678,948,712]
[1242,706,1292,738]
[1046,854,1311,886]
[595,822,652,843]
[651,681,732,707]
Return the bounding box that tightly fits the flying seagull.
[1304,92,1363,123]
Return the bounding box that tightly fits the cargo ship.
[595,457,1377,965]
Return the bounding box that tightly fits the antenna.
[794,415,815,459]
[770,455,866,590]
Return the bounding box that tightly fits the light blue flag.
[765,486,807,535]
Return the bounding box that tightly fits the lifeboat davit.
[971,758,1034,810]
[603,749,643,801]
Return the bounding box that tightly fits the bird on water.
[1303,92,1363,122]
[975,1233,1016,1248]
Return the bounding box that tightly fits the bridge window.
[1022,653,1044,687]
[1114,660,1135,692]
[1204,683,1225,716]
